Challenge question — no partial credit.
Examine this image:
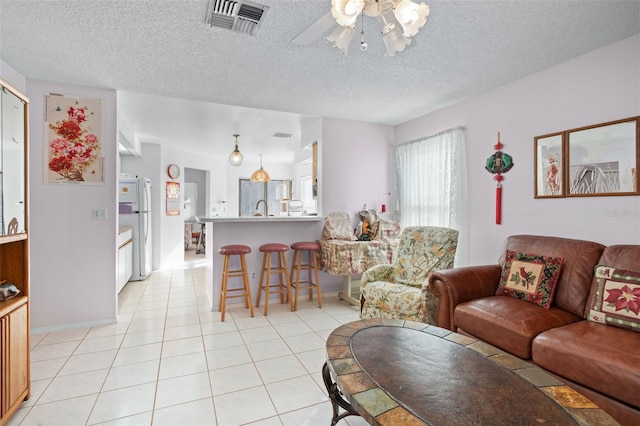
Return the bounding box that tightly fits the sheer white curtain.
[395,126,469,265]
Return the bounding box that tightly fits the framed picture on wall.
[166,181,180,216]
[534,132,564,198]
[44,93,104,184]
[567,117,639,197]
[534,116,639,198]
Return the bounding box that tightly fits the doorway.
[184,167,208,259]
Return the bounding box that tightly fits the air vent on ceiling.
[206,0,269,36]
[273,132,293,138]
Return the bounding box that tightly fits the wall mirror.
[0,84,27,236]
[534,116,639,198]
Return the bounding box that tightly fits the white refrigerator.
[119,177,152,281]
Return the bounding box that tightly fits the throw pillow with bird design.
[496,250,564,309]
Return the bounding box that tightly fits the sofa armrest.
[428,265,502,330]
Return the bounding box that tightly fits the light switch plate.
[93,208,107,221]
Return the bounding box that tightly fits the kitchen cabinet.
[117,227,133,293]
[0,79,30,425]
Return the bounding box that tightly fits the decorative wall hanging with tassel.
[485,132,514,224]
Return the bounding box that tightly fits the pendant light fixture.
[250,154,271,182]
[228,134,243,166]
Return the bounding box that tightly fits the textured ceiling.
[1,0,639,157]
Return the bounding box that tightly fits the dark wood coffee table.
[323,319,618,426]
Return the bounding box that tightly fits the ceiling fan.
[292,0,430,56]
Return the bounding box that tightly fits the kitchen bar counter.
[197,215,323,223]
[202,216,327,312]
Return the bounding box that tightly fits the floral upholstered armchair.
[359,226,459,324]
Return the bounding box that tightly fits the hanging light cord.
[360,10,368,52]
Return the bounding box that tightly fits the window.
[239,179,292,217]
[395,126,468,265]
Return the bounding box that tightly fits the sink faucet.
[256,199,268,217]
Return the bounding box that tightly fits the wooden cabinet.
[0,79,30,425]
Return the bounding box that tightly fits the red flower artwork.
[605,285,640,315]
[48,106,100,181]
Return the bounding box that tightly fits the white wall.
[322,118,395,223]
[121,142,223,269]
[0,59,26,93]
[395,34,640,266]
[320,118,395,291]
[27,80,118,331]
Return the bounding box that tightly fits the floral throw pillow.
[587,266,640,332]
[495,250,564,309]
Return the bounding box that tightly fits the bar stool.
[289,241,322,311]
[218,244,254,322]
[256,243,290,316]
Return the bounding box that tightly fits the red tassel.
[496,185,502,224]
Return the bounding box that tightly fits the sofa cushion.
[496,250,563,309]
[587,265,640,332]
[360,281,424,322]
[454,296,581,359]
[499,235,605,318]
[532,320,640,409]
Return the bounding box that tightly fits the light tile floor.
[9,252,370,426]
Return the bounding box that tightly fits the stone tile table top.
[323,319,619,426]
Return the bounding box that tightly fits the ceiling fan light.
[331,0,365,26]
[378,11,410,56]
[382,25,410,56]
[327,25,355,54]
[394,0,429,37]
[363,0,382,17]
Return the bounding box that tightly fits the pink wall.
[395,34,640,265]
[318,118,395,290]
[322,118,395,225]
[27,80,118,330]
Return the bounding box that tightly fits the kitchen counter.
[202,215,326,311]
[117,226,132,248]
[197,216,323,223]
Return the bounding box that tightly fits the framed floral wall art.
[44,93,103,184]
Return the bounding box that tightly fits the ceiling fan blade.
[292,11,336,45]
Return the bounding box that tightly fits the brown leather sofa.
[429,235,640,426]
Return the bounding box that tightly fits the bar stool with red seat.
[218,244,254,322]
[255,243,290,316]
[289,241,322,311]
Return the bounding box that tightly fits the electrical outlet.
[251,272,256,280]
[92,208,107,221]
